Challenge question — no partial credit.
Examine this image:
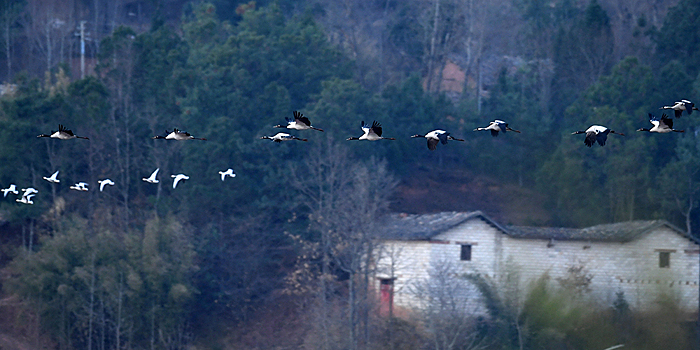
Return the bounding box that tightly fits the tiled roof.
[508,220,697,243]
[377,212,697,244]
[377,211,507,240]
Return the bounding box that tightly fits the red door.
[379,279,394,316]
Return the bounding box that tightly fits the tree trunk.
[88,253,96,350]
[3,8,10,79]
[426,0,440,94]
[116,272,124,350]
[348,268,356,350]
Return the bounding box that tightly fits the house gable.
[377,211,508,241]
[373,211,699,314]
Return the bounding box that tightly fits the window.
[380,278,394,286]
[460,244,472,261]
[659,251,670,268]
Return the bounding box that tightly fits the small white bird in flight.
[143,168,160,184]
[70,182,89,191]
[21,187,38,198]
[261,132,307,142]
[16,193,35,205]
[43,170,60,183]
[171,174,189,189]
[218,168,236,181]
[98,179,115,192]
[2,184,18,197]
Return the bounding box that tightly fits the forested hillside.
[0,0,699,349]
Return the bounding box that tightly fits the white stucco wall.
[503,227,699,311]
[374,217,699,314]
[374,219,501,315]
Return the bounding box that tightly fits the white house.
[373,211,700,316]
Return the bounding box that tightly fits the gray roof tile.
[377,212,697,244]
[377,211,507,240]
[508,220,696,243]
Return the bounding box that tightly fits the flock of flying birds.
[572,99,697,147]
[2,99,696,205]
[261,99,697,149]
[2,126,236,205]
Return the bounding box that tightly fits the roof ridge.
[379,212,698,245]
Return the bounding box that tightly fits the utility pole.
[79,20,86,79]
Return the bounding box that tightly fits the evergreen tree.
[654,0,700,77]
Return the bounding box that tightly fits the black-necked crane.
[261,132,308,142]
[43,170,60,183]
[98,179,115,192]
[411,130,465,150]
[171,174,189,189]
[153,128,207,141]
[143,168,160,184]
[347,120,395,141]
[218,168,236,181]
[637,113,684,133]
[474,120,521,137]
[274,111,324,132]
[37,124,89,140]
[572,125,625,147]
[660,99,698,118]
[2,184,17,197]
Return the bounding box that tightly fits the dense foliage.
[0,0,699,349]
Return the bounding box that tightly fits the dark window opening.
[461,244,472,261]
[659,251,670,268]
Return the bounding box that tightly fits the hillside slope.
[390,168,552,226]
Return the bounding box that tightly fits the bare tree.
[23,0,75,75]
[337,157,397,349]
[410,261,487,350]
[97,27,137,231]
[315,0,387,89]
[420,0,508,97]
[0,0,24,80]
[657,138,700,235]
[289,138,354,350]
[290,137,397,350]
[373,242,408,349]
